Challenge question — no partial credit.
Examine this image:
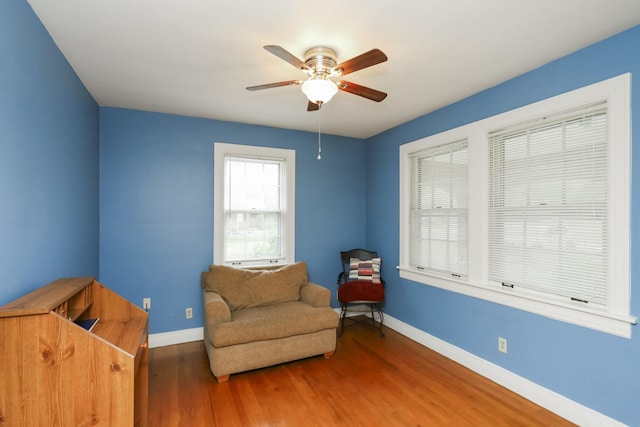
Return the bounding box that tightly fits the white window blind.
[409,139,468,277]
[223,155,285,264]
[488,101,608,306]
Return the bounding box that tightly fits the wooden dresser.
[0,277,148,426]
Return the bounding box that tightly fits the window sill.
[224,259,291,268]
[397,266,637,338]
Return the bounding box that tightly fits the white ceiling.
[26,0,640,139]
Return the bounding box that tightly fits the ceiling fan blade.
[337,80,387,102]
[307,101,320,111]
[264,45,310,72]
[246,80,302,91]
[333,49,387,76]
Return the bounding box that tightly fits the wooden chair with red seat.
[337,249,385,337]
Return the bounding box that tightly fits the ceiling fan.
[246,45,388,111]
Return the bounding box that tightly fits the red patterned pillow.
[348,257,381,284]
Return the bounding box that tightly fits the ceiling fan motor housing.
[304,47,338,77]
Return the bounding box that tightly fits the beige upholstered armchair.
[201,261,339,382]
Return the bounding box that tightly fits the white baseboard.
[149,327,203,348]
[382,314,625,427]
[148,315,624,426]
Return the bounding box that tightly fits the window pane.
[226,158,281,211]
[224,211,282,262]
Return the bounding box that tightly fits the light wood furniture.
[0,277,148,426]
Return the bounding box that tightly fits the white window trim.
[399,73,636,338]
[213,142,295,267]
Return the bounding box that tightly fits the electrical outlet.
[143,298,151,310]
[185,307,193,319]
[498,337,507,354]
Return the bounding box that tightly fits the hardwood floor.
[149,320,574,426]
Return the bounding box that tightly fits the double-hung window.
[408,139,468,278]
[488,102,608,306]
[214,143,295,267]
[399,74,634,337]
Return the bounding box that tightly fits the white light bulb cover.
[301,78,338,104]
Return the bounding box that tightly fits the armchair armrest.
[202,289,232,325]
[300,281,331,308]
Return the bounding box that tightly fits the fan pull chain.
[317,104,322,160]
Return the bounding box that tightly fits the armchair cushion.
[210,301,339,347]
[204,262,307,310]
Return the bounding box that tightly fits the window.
[409,139,468,277]
[214,143,295,267]
[399,74,635,337]
[488,102,608,306]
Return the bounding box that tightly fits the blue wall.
[366,26,640,424]
[99,108,366,333]
[0,0,99,304]
[4,0,639,422]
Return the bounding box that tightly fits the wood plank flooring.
[149,320,574,426]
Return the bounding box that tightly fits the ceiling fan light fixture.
[301,77,338,104]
